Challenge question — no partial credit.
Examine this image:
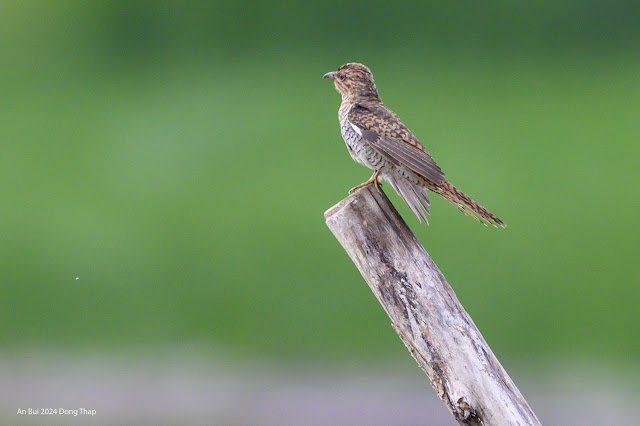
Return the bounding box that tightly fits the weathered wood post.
[325,185,540,426]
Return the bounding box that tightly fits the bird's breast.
[339,117,387,172]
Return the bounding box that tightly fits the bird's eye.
[338,73,346,81]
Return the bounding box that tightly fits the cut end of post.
[324,186,380,223]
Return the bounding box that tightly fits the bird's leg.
[349,170,382,194]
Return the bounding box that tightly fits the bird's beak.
[323,71,336,80]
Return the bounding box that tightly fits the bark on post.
[324,185,540,426]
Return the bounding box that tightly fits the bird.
[323,63,506,227]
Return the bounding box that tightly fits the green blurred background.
[1,0,639,420]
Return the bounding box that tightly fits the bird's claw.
[349,171,382,194]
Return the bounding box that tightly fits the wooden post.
[324,185,541,426]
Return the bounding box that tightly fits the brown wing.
[348,103,445,184]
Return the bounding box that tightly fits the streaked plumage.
[324,63,506,227]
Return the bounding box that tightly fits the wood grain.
[325,185,540,426]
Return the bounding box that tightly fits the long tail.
[436,181,506,228]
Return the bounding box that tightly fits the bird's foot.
[349,171,382,194]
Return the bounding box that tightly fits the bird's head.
[323,63,380,100]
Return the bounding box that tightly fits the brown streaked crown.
[330,63,381,100]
